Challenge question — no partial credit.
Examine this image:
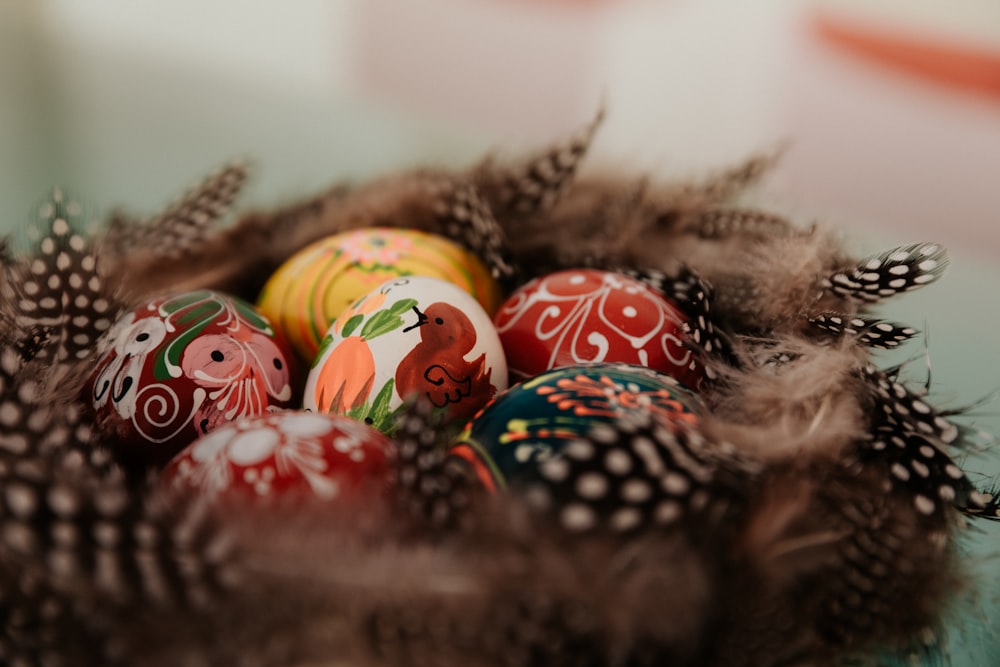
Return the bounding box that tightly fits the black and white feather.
[862,363,962,446]
[2,189,118,367]
[822,242,949,303]
[434,181,517,284]
[0,349,241,665]
[965,479,1000,520]
[511,410,759,535]
[107,160,248,260]
[858,426,984,519]
[809,313,919,350]
[856,362,992,525]
[392,398,481,532]
[619,265,737,372]
[492,106,605,216]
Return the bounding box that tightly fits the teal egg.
[451,363,703,495]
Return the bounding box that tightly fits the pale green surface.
[2,6,998,664]
[0,6,490,236]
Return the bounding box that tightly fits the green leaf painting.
[154,292,222,379]
[359,298,418,340]
[312,332,336,369]
[345,378,402,434]
[233,297,273,334]
[153,291,273,380]
[340,313,364,338]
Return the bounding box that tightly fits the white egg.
[304,276,508,432]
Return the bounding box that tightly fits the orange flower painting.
[315,335,376,415]
[535,374,699,428]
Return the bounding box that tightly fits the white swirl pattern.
[175,413,373,498]
[133,385,206,444]
[495,271,692,373]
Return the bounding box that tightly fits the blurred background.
[1,0,999,657]
[2,0,999,251]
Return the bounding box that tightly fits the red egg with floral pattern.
[87,290,296,469]
[493,269,703,389]
[162,411,393,503]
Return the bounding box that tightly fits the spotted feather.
[862,364,962,446]
[668,149,784,210]
[5,193,86,338]
[0,567,109,666]
[618,265,736,372]
[963,479,1000,520]
[3,190,119,366]
[858,426,982,519]
[0,345,242,661]
[109,161,247,260]
[687,209,795,240]
[822,243,949,303]
[816,471,953,660]
[392,398,480,532]
[513,411,758,535]
[0,342,115,479]
[434,181,516,284]
[858,364,990,523]
[0,470,240,664]
[495,106,605,215]
[809,313,919,350]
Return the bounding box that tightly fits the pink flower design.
[181,331,292,436]
[338,229,414,266]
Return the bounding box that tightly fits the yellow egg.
[257,227,500,361]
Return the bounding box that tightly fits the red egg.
[87,290,297,468]
[162,411,393,503]
[493,269,703,388]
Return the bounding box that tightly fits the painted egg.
[451,363,703,493]
[162,411,393,503]
[493,269,704,389]
[257,227,501,361]
[304,276,508,432]
[88,290,296,468]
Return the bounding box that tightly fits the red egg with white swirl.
[162,411,393,503]
[493,269,703,389]
[88,290,296,469]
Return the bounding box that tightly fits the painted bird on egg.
[88,290,296,468]
[304,276,508,432]
[256,227,501,361]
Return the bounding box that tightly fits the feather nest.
[0,116,996,666]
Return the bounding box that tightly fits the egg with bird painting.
[304,276,508,432]
[87,290,297,470]
[256,227,501,362]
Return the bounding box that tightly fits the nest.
[1,113,997,666]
